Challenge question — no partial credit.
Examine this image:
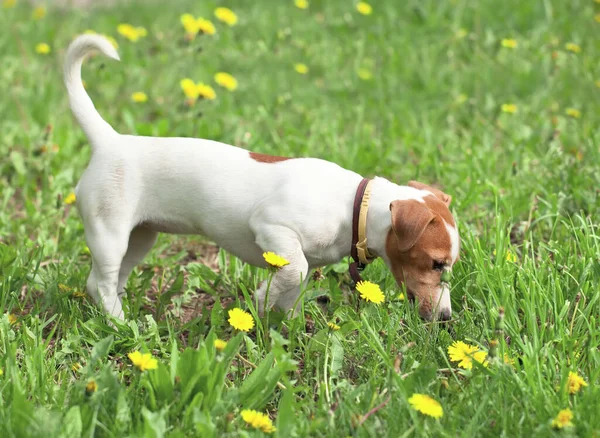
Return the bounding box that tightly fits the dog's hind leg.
[84,221,131,319]
[117,226,158,299]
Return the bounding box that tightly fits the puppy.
[64,35,460,321]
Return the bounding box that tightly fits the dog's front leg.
[253,226,309,318]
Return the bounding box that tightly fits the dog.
[63,34,460,322]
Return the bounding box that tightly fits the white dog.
[64,34,460,321]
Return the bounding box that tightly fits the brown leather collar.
[350,177,374,285]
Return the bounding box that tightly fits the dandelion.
[501,103,518,114]
[357,68,372,80]
[241,409,276,433]
[0,369,3,376]
[503,353,515,366]
[128,351,158,372]
[2,0,16,8]
[7,314,17,325]
[565,43,581,53]
[447,341,488,370]
[35,43,51,55]
[214,339,227,351]
[181,13,199,34]
[551,408,574,429]
[117,24,146,42]
[131,92,148,103]
[85,380,97,394]
[215,7,238,26]
[32,6,46,20]
[197,83,216,100]
[355,281,385,304]
[501,38,518,49]
[565,108,581,119]
[294,63,309,74]
[567,371,587,394]
[397,292,405,301]
[215,72,238,91]
[65,192,76,204]
[228,308,254,332]
[295,0,309,9]
[408,394,443,418]
[181,78,199,100]
[263,252,290,269]
[328,322,340,331]
[71,362,81,372]
[197,18,216,35]
[356,2,373,15]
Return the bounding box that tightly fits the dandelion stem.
[358,396,391,426]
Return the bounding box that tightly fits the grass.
[1,0,599,436]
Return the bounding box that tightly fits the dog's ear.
[408,180,452,206]
[389,199,436,252]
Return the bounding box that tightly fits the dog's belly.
[138,219,203,235]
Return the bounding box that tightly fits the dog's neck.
[361,177,425,262]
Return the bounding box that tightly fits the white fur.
[64,34,456,320]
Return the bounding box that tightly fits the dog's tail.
[64,34,120,143]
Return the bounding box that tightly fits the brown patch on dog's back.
[249,151,293,163]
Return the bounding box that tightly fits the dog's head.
[384,181,459,321]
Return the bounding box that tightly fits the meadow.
[1,0,599,436]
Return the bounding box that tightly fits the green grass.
[1,0,599,436]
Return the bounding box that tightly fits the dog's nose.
[439,308,452,321]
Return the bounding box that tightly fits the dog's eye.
[432,260,445,271]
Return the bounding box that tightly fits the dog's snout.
[439,308,452,321]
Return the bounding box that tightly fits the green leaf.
[10,151,26,175]
[141,407,167,438]
[59,406,82,438]
[276,388,296,437]
[89,335,114,366]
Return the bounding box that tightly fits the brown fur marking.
[249,151,293,163]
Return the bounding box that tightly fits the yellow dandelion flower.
[181,13,199,35]
[397,292,405,301]
[567,371,587,394]
[214,339,227,351]
[228,308,254,332]
[503,353,515,366]
[197,83,216,100]
[551,408,574,429]
[0,368,3,376]
[565,108,581,119]
[32,6,46,20]
[180,78,199,100]
[214,72,238,91]
[501,38,518,49]
[263,252,290,269]
[295,0,309,9]
[131,92,148,103]
[565,43,581,53]
[7,314,17,325]
[241,409,276,433]
[327,322,340,331]
[35,43,51,55]
[501,103,518,114]
[85,380,97,393]
[197,18,216,35]
[117,23,145,42]
[214,7,238,26]
[65,192,76,205]
[355,281,385,304]
[71,362,81,372]
[357,68,372,80]
[294,63,309,74]
[128,351,158,372]
[408,394,443,418]
[447,341,489,370]
[356,2,373,15]
[2,0,16,8]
